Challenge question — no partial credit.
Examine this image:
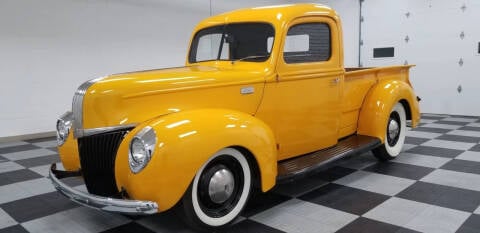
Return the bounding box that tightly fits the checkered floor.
[1,114,480,233]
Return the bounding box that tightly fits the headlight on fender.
[129,126,157,173]
[56,111,73,146]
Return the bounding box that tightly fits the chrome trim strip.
[49,164,158,215]
[240,86,255,95]
[83,123,138,137]
[72,77,105,138]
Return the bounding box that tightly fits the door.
[256,16,343,160]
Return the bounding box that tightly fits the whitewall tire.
[177,148,252,231]
[373,102,407,160]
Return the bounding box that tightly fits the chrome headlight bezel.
[129,126,157,174]
[56,111,73,146]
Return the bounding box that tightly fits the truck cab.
[50,4,420,231]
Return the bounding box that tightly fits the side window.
[283,23,331,64]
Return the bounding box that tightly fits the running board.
[277,135,381,183]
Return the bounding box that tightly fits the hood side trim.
[73,77,105,138]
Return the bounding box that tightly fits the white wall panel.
[361,0,480,116]
[0,0,358,138]
[455,1,480,115]
[0,0,209,137]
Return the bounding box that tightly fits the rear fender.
[115,108,277,212]
[357,80,420,143]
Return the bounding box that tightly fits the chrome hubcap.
[208,168,235,204]
[388,119,400,140]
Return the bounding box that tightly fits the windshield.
[189,23,275,63]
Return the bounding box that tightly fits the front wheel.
[372,102,407,161]
[177,148,252,231]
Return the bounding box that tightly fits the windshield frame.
[188,22,276,64]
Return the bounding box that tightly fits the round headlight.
[129,126,156,173]
[130,138,147,163]
[56,112,73,146]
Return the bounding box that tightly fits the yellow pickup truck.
[50,3,420,231]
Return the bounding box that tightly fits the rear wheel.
[177,148,252,231]
[372,103,407,161]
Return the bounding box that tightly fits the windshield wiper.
[231,54,270,64]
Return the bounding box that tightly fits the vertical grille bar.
[78,129,131,196]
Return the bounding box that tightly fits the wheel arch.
[232,146,262,191]
[399,99,412,121]
[357,80,420,143]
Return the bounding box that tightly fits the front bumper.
[48,164,158,215]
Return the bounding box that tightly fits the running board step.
[277,135,381,183]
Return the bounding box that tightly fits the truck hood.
[81,65,270,129]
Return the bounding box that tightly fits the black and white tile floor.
[1,114,480,233]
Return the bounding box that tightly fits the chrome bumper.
[48,164,158,215]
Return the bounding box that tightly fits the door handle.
[331,77,340,85]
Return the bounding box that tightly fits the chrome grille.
[72,77,104,138]
[78,128,132,196]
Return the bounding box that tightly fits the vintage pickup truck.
[50,3,420,231]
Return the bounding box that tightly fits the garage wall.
[0,0,209,138]
[0,0,359,138]
[360,0,480,116]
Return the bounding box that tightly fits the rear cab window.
[283,23,331,64]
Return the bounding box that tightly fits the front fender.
[115,108,277,212]
[58,131,80,171]
[357,80,420,143]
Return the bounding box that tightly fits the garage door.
[361,0,480,116]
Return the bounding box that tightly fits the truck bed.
[345,65,413,80]
[338,65,414,138]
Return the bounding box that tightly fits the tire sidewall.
[191,148,251,227]
[384,103,407,157]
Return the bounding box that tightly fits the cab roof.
[195,3,339,30]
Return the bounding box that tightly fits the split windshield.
[188,23,275,63]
